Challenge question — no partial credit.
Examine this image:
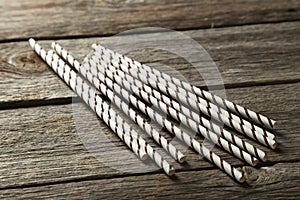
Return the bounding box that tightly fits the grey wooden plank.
[1,22,299,103]
[0,0,299,41]
[0,162,299,199]
[0,82,299,189]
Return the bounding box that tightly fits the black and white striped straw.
[29,39,175,176]
[52,42,245,182]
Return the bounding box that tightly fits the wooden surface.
[0,0,299,199]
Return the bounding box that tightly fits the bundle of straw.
[29,38,278,183]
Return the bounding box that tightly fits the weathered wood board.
[0,83,299,190]
[0,162,299,199]
[0,0,299,41]
[1,1,299,199]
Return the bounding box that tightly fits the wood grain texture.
[0,0,299,41]
[1,1,299,198]
[0,22,299,104]
[0,102,242,189]
[0,82,299,189]
[0,162,299,199]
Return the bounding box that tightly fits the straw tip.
[269,138,278,149]
[178,155,186,163]
[92,43,98,49]
[28,38,36,49]
[168,167,175,176]
[272,121,279,129]
[261,154,268,162]
[239,174,246,183]
[51,41,56,49]
[252,159,259,167]
[271,140,278,149]
[140,153,148,161]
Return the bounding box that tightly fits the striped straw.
[92,53,267,161]
[50,44,185,163]
[93,46,276,147]
[29,39,175,176]
[52,42,245,182]
[93,44,277,130]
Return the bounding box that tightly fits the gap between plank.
[0,97,78,110]
[0,19,299,44]
[0,159,299,191]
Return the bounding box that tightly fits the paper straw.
[52,42,245,182]
[93,46,276,146]
[29,39,175,176]
[93,45,276,130]
[88,52,267,161]
[50,43,185,163]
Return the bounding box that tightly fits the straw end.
[261,152,268,162]
[140,152,148,161]
[252,158,259,167]
[239,174,246,183]
[168,167,175,176]
[28,38,36,49]
[272,120,279,129]
[51,41,56,49]
[92,43,98,50]
[178,155,186,163]
[271,140,278,149]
